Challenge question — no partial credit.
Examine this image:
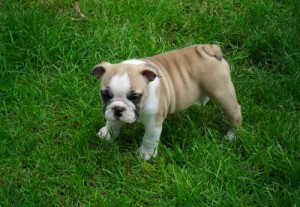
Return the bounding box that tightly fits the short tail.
[196,44,223,61]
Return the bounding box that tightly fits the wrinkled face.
[92,62,159,123]
[101,73,143,123]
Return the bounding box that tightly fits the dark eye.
[127,92,142,102]
[101,89,113,100]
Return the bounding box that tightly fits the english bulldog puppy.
[92,44,242,160]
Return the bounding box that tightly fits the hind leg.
[207,80,242,140]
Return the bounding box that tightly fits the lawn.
[0,0,299,206]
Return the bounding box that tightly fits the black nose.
[113,106,125,117]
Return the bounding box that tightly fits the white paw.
[194,97,210,106]
[139,146,158,161]
[97,126,112,141]
[202,97,210,106]
[226,128,236,141]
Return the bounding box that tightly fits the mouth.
[104,109,137,123]
[105,115,137,123]
[103,100,140,124]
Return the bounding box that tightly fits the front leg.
[139,123,162,160]
[97,120,123,141]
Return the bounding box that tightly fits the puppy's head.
[92,61,159,123]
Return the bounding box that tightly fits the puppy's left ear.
[91,62,111,79]
[141,63,161,82]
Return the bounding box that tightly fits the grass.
[0,0,299,206]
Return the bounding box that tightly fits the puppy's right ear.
[91,62,111,79]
